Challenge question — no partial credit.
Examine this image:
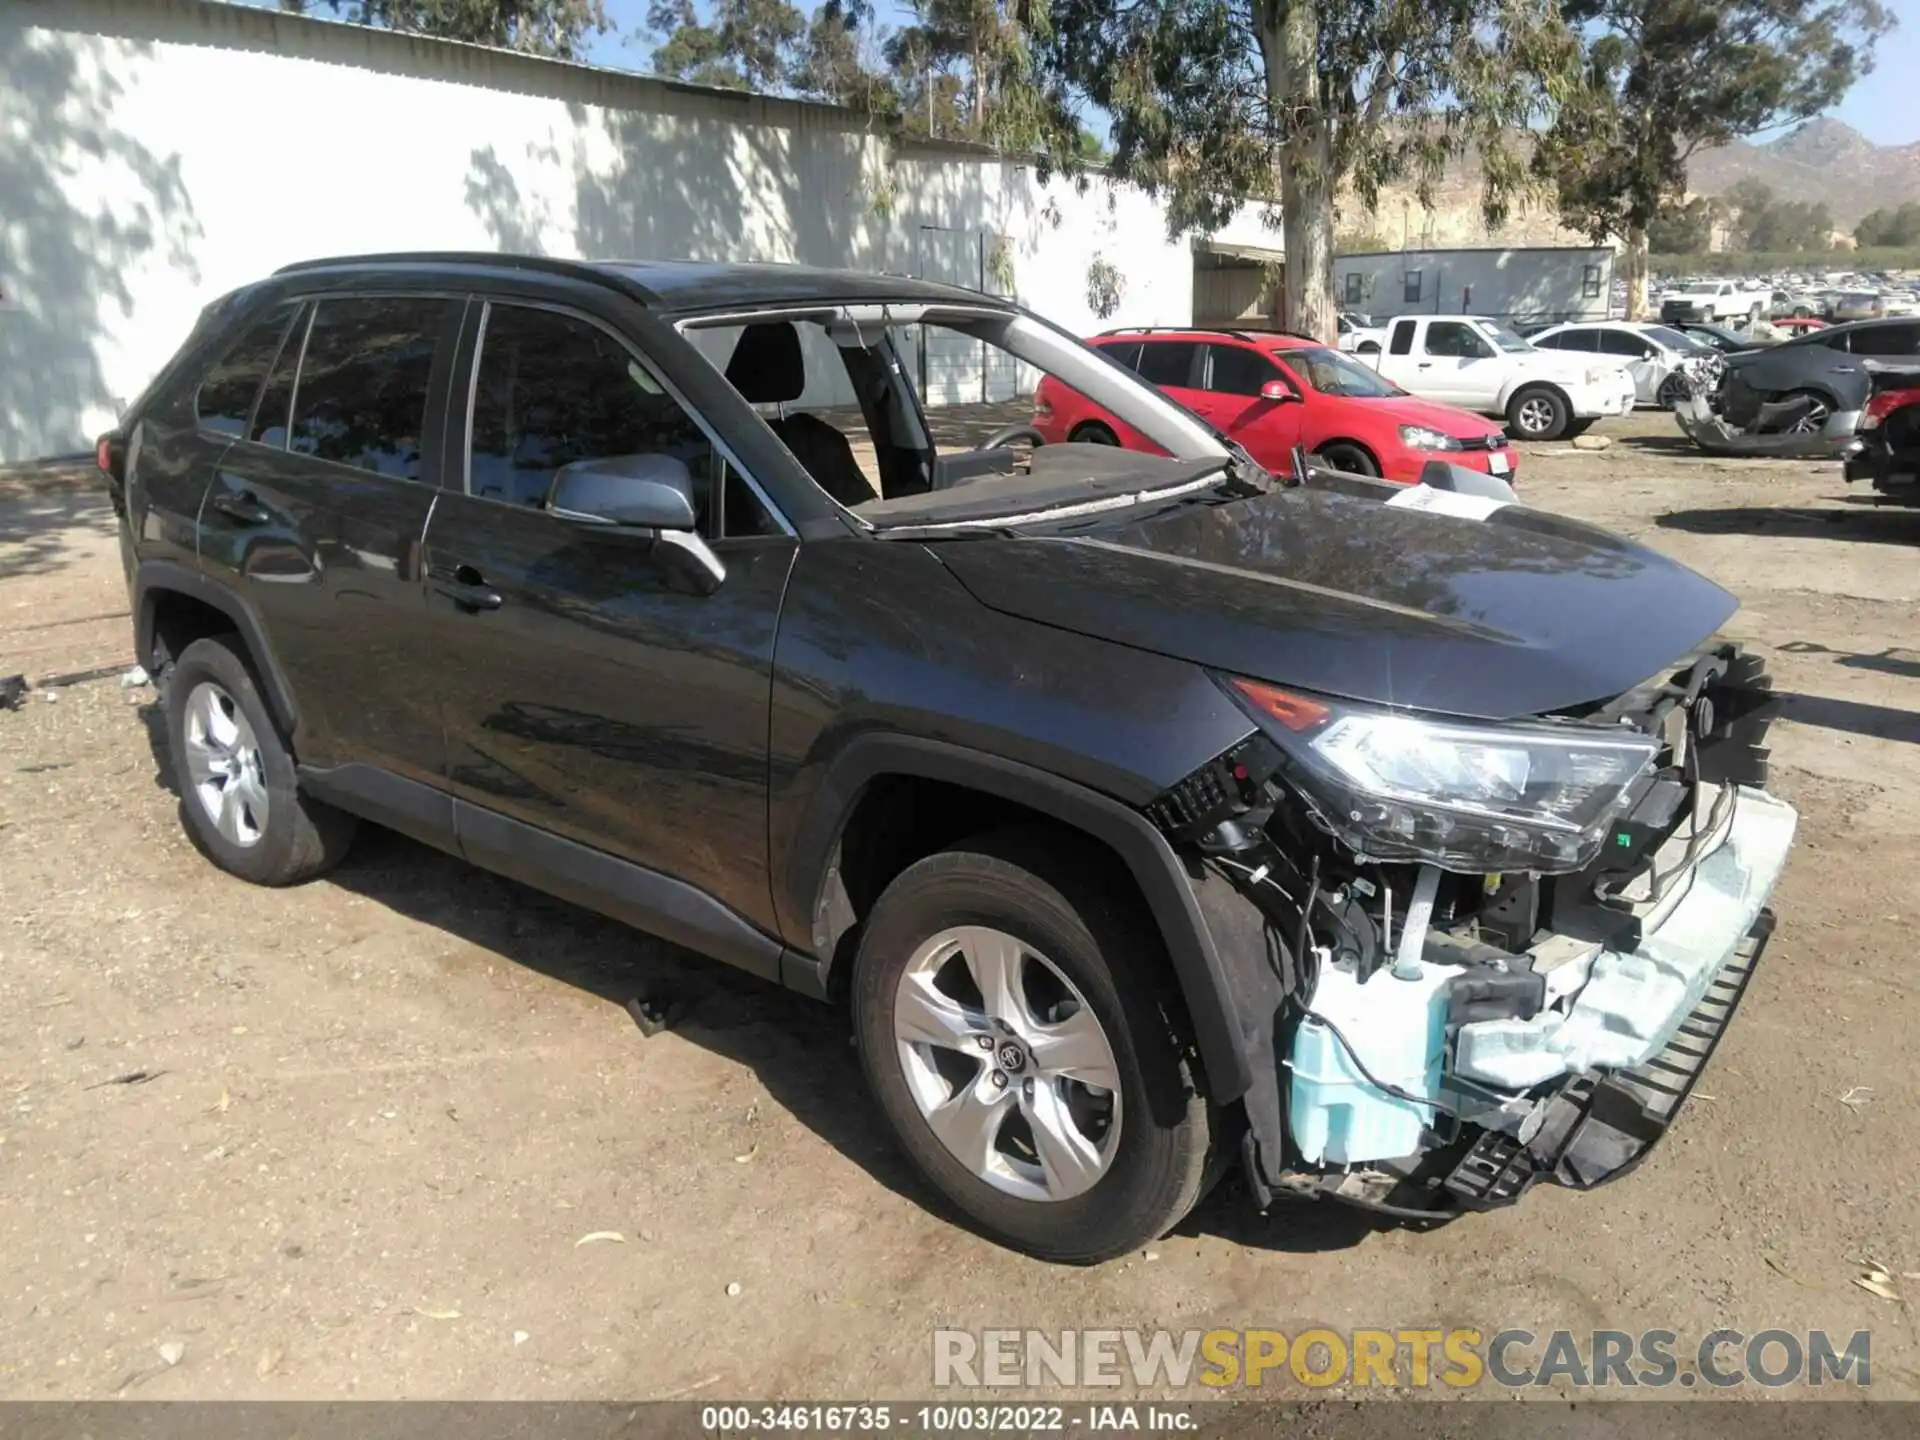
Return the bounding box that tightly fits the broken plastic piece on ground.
[626,993,685,1037]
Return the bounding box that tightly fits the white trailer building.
[1334,245,1619,327]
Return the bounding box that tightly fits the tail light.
[1861,389,1920,432]
[1032,394,1054,422]
[95,431,127,484]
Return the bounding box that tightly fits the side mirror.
[1259,379,1296,402]
[546,454,726,596]
[549,454,699,530]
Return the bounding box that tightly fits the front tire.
[166,635,356,886]
[1506,385,1571,441]
[1313,442,1379,477]
[851,831,1211,1263]
[1068,421,1119,446]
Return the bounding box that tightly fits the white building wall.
[2,0,1251,461]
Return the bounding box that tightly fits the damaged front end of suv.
[1155,645,1791,1220]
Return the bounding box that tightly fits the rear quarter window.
[195,306,298,438]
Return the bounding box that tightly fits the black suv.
[103,254,1795,1263]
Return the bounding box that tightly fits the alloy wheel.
[1517,396,1556,436]
[183,680,269,848]
[893,925,1122,1201]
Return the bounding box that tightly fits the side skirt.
[299,763,791,985]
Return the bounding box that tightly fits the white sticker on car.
[1385,484,1509,520]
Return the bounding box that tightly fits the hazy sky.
[591,0,1920,147]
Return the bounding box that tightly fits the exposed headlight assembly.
[1224,677,1658,873]
[1397,424,1462,451]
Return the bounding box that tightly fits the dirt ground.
[2,411,1918,1404]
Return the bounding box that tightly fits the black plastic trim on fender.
[134,558,299,735]
[299,763,790,985]
[790,734,1254,1100]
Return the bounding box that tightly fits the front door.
[1415,320,1490,405]
[1200,342,1302,466]
[199,293,465,779]
[419,300,797,933]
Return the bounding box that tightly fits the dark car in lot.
[99,253,1795,1262]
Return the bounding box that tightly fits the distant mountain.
[1688,119,1920,231]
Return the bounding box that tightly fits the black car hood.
[933,482,1737,720]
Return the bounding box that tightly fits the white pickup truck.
[1365,315,1638,440]
[1658,279,1771,327]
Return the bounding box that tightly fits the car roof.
[270,252,999,313]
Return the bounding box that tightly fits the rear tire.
[166,635,356,886]
[1657,372,1689,410]
[1506,385,1571,441]
[851,830,1211,1263]
[1068,421,1119,446]
[1313,442,1379,477]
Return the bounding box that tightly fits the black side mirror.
[546,455,726,596]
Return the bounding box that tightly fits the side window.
[1343,272,1364,305]
[1849,323,1920,358]
[1424,321,1483,358]
[1818,331,1852,352]
[1597,330,1647,357]
[467,304,779,539]
[1533,332,1566,350]
[288,296,459,481]
[1205,344,1279,397]
[1582,264,1603,300]
[251,304,309,448]
[1388,320,1416,356]
[1095,340,1143,372]
[1135,341,1200,387]
[196,306,297,438]
[1403,271,1423,304]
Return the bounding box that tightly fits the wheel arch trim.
[787,733,1254,1100]
[134,558,299,737]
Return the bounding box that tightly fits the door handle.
[1416,362,1434,369]
[431,563,503,613]
[210,488,272,525]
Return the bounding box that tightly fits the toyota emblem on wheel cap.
[997,1041,1026,1073]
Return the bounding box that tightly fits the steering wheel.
[980,423,1046,450]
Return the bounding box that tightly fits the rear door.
[418,298,797,939]
[1596,328,1660,403]
[199,292,464,781]
[1134,339,1206,416]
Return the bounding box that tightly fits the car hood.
[934,481,1737,721]
[1360,393,1508,440]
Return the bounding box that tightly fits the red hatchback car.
[1033,328,1518,484]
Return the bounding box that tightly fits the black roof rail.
[270,251,658,298]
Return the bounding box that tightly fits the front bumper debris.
[1446,909,1773,1208]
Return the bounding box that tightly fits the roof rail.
[270,251,655,296]
[1095,325,1259,342]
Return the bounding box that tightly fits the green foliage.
[1649,245,1920,274]
[1855,202,1920,247]
[1536,1,1894,246]
[280,0,611,57]
[1717,180,1835,252]
[1034,0,1585,338]
[1645,196,1723,254]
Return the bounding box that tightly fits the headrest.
[723,321,806,405]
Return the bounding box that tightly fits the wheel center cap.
[996,1040,1028,1074]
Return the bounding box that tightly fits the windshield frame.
[676,301,1244,530]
